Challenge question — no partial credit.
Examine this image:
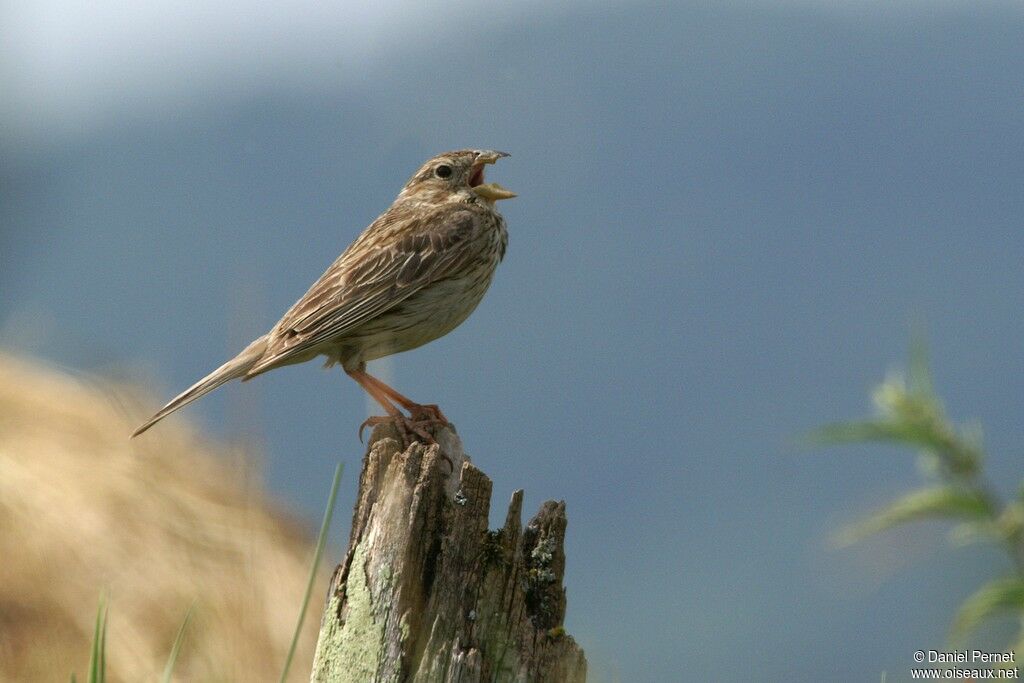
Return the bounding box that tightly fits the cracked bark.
[309,423,587,683]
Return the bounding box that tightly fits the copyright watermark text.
[910,650,1018,679]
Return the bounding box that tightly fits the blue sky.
[3,1,1024,680]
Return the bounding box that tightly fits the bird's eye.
[434,164,453,179]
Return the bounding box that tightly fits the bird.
[132,149,516,442]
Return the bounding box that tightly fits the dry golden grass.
[0,352,326,682]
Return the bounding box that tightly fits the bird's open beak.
[470,151,516,202]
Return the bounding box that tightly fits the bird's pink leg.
[358,372,450,425]
[346,369,434,445]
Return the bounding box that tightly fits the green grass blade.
[950,576,1024,643]
[88,594,108,683]
[834,486,995,546]
[161,602,195,683]
[807,418,982,475]
[99,600,106,683]
[805,420,907,447]
[278,460,344,683]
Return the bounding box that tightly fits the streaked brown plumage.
[133,149,515,440]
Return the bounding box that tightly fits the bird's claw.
[408,403,449,426]
[357,414,454,473]
[358,414,437,448]
[358,416,392,443]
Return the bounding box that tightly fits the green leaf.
[161,602,195,683]
[999,501,1024,539]
[806,420,907,447]
[278,460,344,683]
[809,418,951,452]
[1010,630,1024,669]
[950,577,1024,643]
[948,521,1003,546]
[835,487,995,546]
[951,502,1024,546]
[88,594,108,683]
[808,419,981,475]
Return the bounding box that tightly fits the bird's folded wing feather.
[249,205,481,373]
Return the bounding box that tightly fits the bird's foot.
[359,414,436,447]
[358,414,455,473]
[407,403,450,426]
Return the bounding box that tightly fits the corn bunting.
[133,150,515,442]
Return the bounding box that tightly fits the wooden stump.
[310,424,587,682]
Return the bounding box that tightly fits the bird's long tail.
[132,335,269,437]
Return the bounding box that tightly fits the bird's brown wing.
[247,204,482,375]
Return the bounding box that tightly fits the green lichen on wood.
[311,428,586,682]
[524,532,561,629]
[310,542,388,683]
[478,623,519,682]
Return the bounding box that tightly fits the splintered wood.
[310,424,586,683]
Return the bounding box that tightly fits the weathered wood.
[310,424,586,682]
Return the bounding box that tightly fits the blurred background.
[2,0,1024,680]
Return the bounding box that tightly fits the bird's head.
[399,150,516,205]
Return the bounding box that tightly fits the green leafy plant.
[87,594,108,683]
[72,597,193,683]
[810,341,1024,649]
[161,603,194,683]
